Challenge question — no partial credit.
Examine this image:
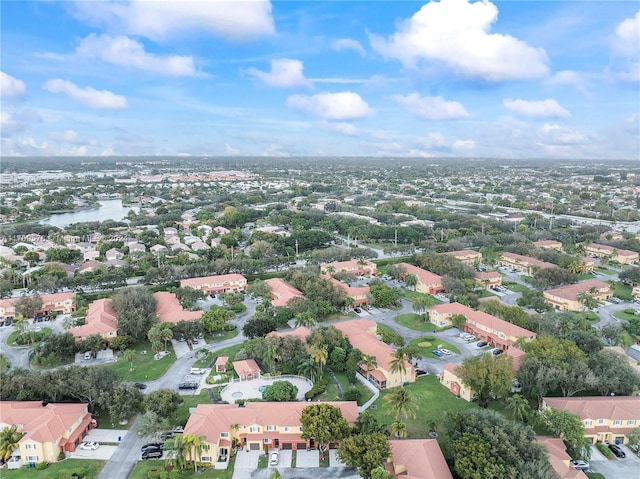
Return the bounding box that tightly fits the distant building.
[584,243,639,264]
[264,278,305,308]
[498,252,556,274]
[180,274,247,295]
[320,274,369,307]
[543,280,612,311]
[440,249,482,264]
[71,298,117,342]
[533,240,563,251]
[397,262,443,294]
[320,259,377,277]
[0,292,76,322]
[473,271,502,290]
[542,396,640,445]
[633,285,640,299]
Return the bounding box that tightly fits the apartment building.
[70,298,117,342]
[264,278,305,308]
[320,274,369,307]
[0,292,76,322]
[397,262,443,295]
[154,291,204,323]
[0,401,93,466]
[180,274,247,295]
[183,402,358,467]
[439,249,482,264]
[533,240,563,251]
[542,396,640,444]
[498,252,556,275]
[320,259,377,277]
[543,280,612,312]
[473,271,502,290]
[536,436,588,479]
[585,243,639,264]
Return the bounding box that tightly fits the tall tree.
[337,432,390,479]
[111,287,158,339]
[15,294,43,319]
[0,425,23,463]
[300,404,350,454]
[455,354,514,407]
[505,394,531,423]
[540,408,591,459]
[389,347,409,385]
[384,387,417,421]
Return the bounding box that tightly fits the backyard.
[1,459,105,479]
[394,313,438,332]
[317,371,374,405]
[129,457,235,479]
[106,341,176,382]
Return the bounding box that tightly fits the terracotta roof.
[537,436,588,479]
[233,359,261,377]
[320,260,376,271]
[474,271,502,280]
[501,252,556,270]
[0,292,76,310]
[71,298,117,339]
[398,263,442,286]
[153,292,203,323]
[505,347,526,371]
[320,274,369,298]
[180,274,246,288]
[543,396,640,421]
[268,327,312,341]
[265,278,305,307]
[388,439,453,479]
[533,240,562,247]
[430,302,535,339]
[215,356,229,366]
[184,401,359,444]
[0,401,89,444]
[544,280,610,301]
[441,249,481,258]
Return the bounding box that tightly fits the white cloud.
[393,93,469,120]
[452,139,476,150]
[0,71,26,100]
[77,34,196,77]
[547,70,592,98]
[223,143,240,155]
[332,38,366,56]
[540,123,586,145]
[49,130,99,146]
[286,92,374,120]
[246,58,313,88]
[318,121,358,136]
[71,0,275,42]
[369,0,549,81]
[1,111,28,137]
[43,79,128,109]
[416,132,448,149]
[611,10,640,82]
[503,98,570,118]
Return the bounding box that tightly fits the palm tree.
[294,311,316,329]
[360,354,377,376]
[384,387,417,421]
[124,349,136,370]
[13,315,27,333]
[390,421,407,438]
[505,394,531,423]
[184,433,206,473]
[0,425,23,464]
[164,434,189,470]
[262,341,279,372]
[389,347,409,386]
[412,295,431,319]
[325,265,336,275]
[298,358,323,383]
[567,259,587,275]
[311,344,328,367]
[160,327,173,352]
[405,274,418,290]
[577,290,599,311]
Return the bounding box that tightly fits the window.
[250,427,259,433]
[584,420,592,426]
[220,432,229,438]
[629,420,636,426]
[284,427,289,432]
[201,456,212,462]
[264,438,271,444]
[202,445,210,451]
[598,419,605,425]
[613,420,622,426]
[25,444,35,449]
[26,455,38,462]
[267,425,276,431]
[299,427,303,432]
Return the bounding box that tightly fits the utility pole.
[295,239,299,257]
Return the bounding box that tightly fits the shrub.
[35,461,49,470]
[305,380,328,400]
[343,389,362,403]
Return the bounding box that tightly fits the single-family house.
[77,261,103,274]
[397,263,443,295]
[440,249,482,264]
[105,248,124,261]
[70,298,118,342]
[183,401,358,467]
[498,252,556,274]
[386,439,453,479]
[0,401,93,465]
[320,259,377,277]
[153,292,204,323]
[543,280,612,311]
[473,271,502,290]
[180,274,247,295]
[320,274,369,307]
[128,243,146,255]
[542,396,640,445]
[264,278,305,308]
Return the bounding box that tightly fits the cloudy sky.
[1,0,638,159]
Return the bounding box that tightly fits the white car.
[269,451,279,466]
[570,460,590,470]
[79,441,99,450]
[440,348,452,356]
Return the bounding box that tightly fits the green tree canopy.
[300,403,350,453]
[337,432,390,479]
[455,353,514,407]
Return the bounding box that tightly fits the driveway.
[84,429,128,443]
[589,444,640,479]
[296,450,319,467]
[69,445,118,460]
[251,468,360,479]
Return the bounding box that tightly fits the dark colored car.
[160,431,175,440]
[354,307,362,313]
[142,449,163,460]
[134,382,147,390]
[178,382,199,390]
[141,443,163,452]
[608,444,626,458]
[476,341,488,348]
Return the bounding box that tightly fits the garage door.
[296,443,307,450]
[282,443,292,450]
[250,443,260,451]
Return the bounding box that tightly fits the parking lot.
[589,444,640,478]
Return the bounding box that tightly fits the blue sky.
[1,0,638,159]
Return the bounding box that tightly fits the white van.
[84,351,92,360]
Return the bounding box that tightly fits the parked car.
[172,425,185,433]
[476,341,488,348]
[84,351,92,360]
[440,348,452,356]
[142,449,163,460]
[431,349,444,358]
[178,382,199,390]
[465,335,477,342]
[269,451,279,466]
[492,348,504,356]
[134,382,147,390]
[79,441,99,450]
[160,431,175,440]
[415,369,428,377]
[354,307,362,313]
[608,444,626,458]
[570,460,590,470]
[141,443,163,452]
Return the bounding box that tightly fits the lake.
[39,200,139,228]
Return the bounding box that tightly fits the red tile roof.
[265,278,305,307]
[153,292,203,323]
[543,396,640,421]
[537,436,588,479]
[544,280,610,301]
[501,252,556,270]
[398,263,442,286]
[388,439,453,479]
[180,274,246,288]
[71,298,117,339]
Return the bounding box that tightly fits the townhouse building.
[180,274,247,295]
[473,271,502,290]
[533,240,563,251]
[0,292,76,322]
[439,249,482,264]
[320,274,369,308]
[584,243,639,264]
[536,436,588,479]
[320,259,377,277]
[542,396,640,445]
[498,252,556,274]
[543,280,612,312]
[386,439,453,479]
[397,263,443,295]
[264,278,305,308]
[183,402,358,467]
[154,291,204,323]
[70,298,118,342]
[0,401,93,466]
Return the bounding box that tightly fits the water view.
[39,200,139,228]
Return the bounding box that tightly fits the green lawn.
[106,341,176,382]
[317,371,374,405]
[408,336,461,355]
[129,456,235,479]
[614,309,640,321]
[595,266,617,275]
[394,313,436,332]
[610,281,633,300]
[1,354,9,370]
[368,375,476,437]
[502,282,530,293]
[176,390,212,427]
[1,459,106,479]
[400,290,442,305]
